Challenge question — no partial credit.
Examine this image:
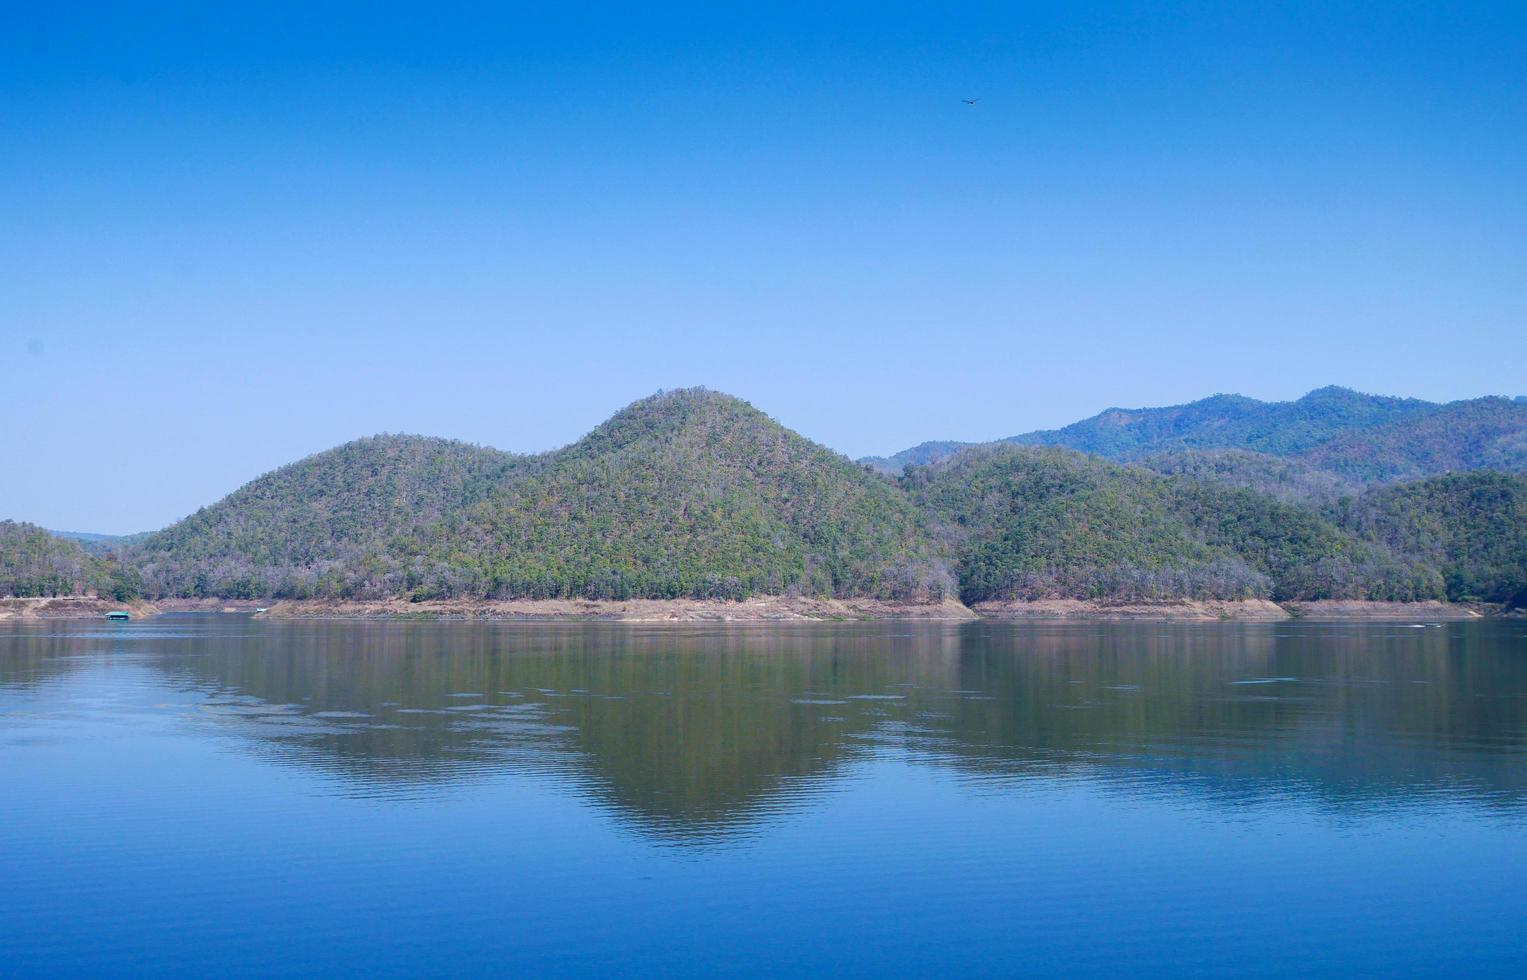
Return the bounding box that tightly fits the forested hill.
[1341,472,1527,606]
[129,390,951,602]
[863,387,1527,484]
[4,388,1525,608]
[902,446,1438,605]
[0,521,95,597]
[0,521,139,600]
[132,435,530,598]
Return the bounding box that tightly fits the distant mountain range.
[861,387,1527,486]
[4,386,1526,609]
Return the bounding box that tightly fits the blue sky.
[3,2,1524,532]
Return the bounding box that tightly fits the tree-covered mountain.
[902,446,1438,605]
[462,388,948,601]
[0,520,141,600]
[0,521,95,598]
[1340,472,1527,605]
[130,390,951,602]
[864,387,1527,487]
[132,434,529,599]
[5,388,1524,611]
[1298,397,1527,483]
[1009,386,1436,459]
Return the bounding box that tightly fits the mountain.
[1008,386,1435,459]
[1298,397,1527,483]
[902,445,1436,605]
[131,389,951,602]
[1341,472,1527,606]
[0,520,141,600]
[864,388,1527,489]
[7,387,1525,611]
[132,435,527,598]
[0,521,96,598]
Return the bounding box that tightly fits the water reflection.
[2,619,1525,841]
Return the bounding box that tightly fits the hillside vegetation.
[1341,472,1527,605]
[903,446,1438,605]
[0,521,93,597]
[6,388,1524,610]
[130,390,951,602]
[1299,398,1527,483]
[0,521,140,600]
[1140,449,1362,507]
[133,435,528,598]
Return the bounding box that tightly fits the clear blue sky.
[3,2,1524,532]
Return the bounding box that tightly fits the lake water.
[1,616,1523,977]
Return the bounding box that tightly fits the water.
[2,616,1524,977]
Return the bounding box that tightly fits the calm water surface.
[1,616,1524,977]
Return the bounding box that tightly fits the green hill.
[1298,397,1527,483]
[133,435,528,598]
[14,388,1526,611]
[0,520,141,600]
[1341,472,1527,605]
[0,521,95,597]
[903,446,1436,604]
[131,390,951,602]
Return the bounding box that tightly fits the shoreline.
[970,598,1292,621]
[254,596,981,622]
[1278,599,1489,620]
[0,595,1508,623]
[0,596,163,621]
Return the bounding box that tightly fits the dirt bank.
[4,594,1501,624]
[0,596,161,621]
[155,598,270,614]
[257,596,979,623]
[1280,599,1489,620]
[970,598,1292,621]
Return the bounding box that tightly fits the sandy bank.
[0,596,161,621]
[1280,599,1488,620]
[257,596,980,623]
[970,598,1292,621]
[156,598,270,614]
[4,595,1506,623]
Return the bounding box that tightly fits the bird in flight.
[961,98,979,105]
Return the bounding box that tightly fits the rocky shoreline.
[252,595,980,622]
[970,598,1292,621]
[0,595,1508,623]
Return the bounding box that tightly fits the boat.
[104,610,130,621]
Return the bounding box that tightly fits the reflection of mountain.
[6,620,1525,840]
[151,624,965,839]
[920,625,1527,812]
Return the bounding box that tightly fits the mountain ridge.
[4,386,1524,610]
[862,387,1527,485]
